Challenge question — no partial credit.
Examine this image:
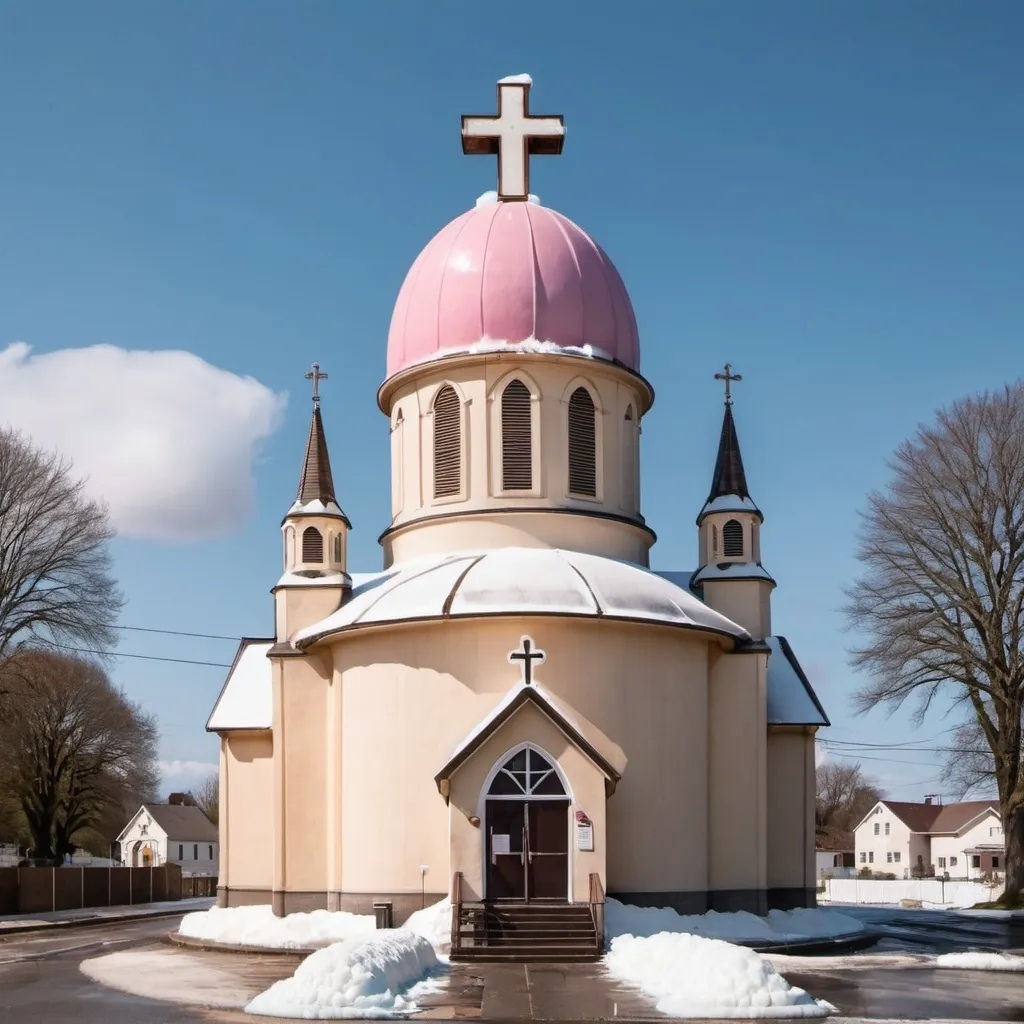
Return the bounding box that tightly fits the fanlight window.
[302,526,323,563]
[722,519,743,557]
[487,748,566,797]
[501,379,533,490]
[433,385,461,498]
[568,387,597,497]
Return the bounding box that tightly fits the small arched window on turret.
[568,387,597,497]
[333,534,342,563]
[433,385,461,499]
[501,379,533,490]
[712,524,719,556]
[722,519,744,557]
[302,525,324,563]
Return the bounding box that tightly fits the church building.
[207,76,828,924]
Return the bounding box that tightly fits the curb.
[0,907,197,939]
[168,931,311,957]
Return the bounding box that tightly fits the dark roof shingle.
[142,804,218,842]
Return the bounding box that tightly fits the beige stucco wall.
[707,646,767,893]
[275,583,345,644]
[221,731,274,890]
[291,616,730,901]
[701,579,772,639]
[447,700,607,902]
[379,355,652,567]
[766,727,814,890]
[273,653,331,893]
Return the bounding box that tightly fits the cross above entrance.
[508,636,546,686]
[462,76,565,201]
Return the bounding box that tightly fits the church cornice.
[377,504,657,547]
[376,348,655,415]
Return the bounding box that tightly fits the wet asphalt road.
[5,906,1024,1022]
[0,917,233,1024]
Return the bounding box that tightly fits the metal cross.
[714,363,742,406]
[305,362,328,407]
[508,636,546,686]
[462,77,565,201]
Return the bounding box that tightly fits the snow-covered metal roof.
[294,548,750,647]
[696,494,763,523]
[206,639,274,732]
[692,562,776,586]
[765,636,829,727]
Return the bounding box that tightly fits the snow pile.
[179,904,376,950]
[605,898,864,945]
[475,190,541,207]
[605,932,834,1019]
[937,951,1024,971]
[403,898,453,959]
[498,72,533,85]
[245,931,440,1019]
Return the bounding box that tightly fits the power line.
[113,624,240,642]
[52,643,232,669]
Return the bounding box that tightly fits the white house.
[815,845,855,880]
[854,799,1003,880]
[117,799,219,876]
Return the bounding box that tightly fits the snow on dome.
[475,190,541,207]
[498,72,533,84]
[294,548,748,647]
[386,202,639,379]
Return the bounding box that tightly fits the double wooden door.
[486,799,569,901]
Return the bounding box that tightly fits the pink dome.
[386,200,640,379]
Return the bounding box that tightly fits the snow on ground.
[605,898,865,944]
[402,898,452,960]
[936,951,1024,971]
[178,904,375,950]
[245,931,441,1019]
[605,932,834,1019]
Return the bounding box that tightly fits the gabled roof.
[206,638,274,732]
[117,803,218,844]
[434,683,625,799]
[860,799,1000,835]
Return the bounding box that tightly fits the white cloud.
[159,759,218,781]
[0,342,287,541]
[815,740,827,767]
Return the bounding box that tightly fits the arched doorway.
[483,745,570,902]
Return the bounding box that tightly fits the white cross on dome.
[461,75,565,201]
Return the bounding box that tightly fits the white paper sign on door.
[492,834,511,855]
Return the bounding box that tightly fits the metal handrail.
[589,872,605,954]
[450,871,463,956]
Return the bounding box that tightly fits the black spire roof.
[707,403,749,502]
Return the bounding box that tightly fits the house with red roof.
[854,798,1003,880]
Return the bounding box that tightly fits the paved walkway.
[0,897,214,933]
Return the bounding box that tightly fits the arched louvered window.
[302,526,324,563]
[391,408,405,517]
[568,387,597,497]
[722,519,744,557]
[433,385,461,499]
[333,534,342,563]
[501,379,533,491]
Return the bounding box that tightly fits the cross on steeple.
[714,363,742,406]
[508,636,546,686]
[305,362,328,407]
[462,76,565,201]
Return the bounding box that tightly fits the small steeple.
[708,403,749,503]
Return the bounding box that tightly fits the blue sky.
[0,2,1020,798]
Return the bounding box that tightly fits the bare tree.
[0,427,122,665]
[189,773,219,826]
[0,650,158,862]
[846,382,1024,898]
[816,761,882,850]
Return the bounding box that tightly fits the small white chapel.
[207,76,828,924]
